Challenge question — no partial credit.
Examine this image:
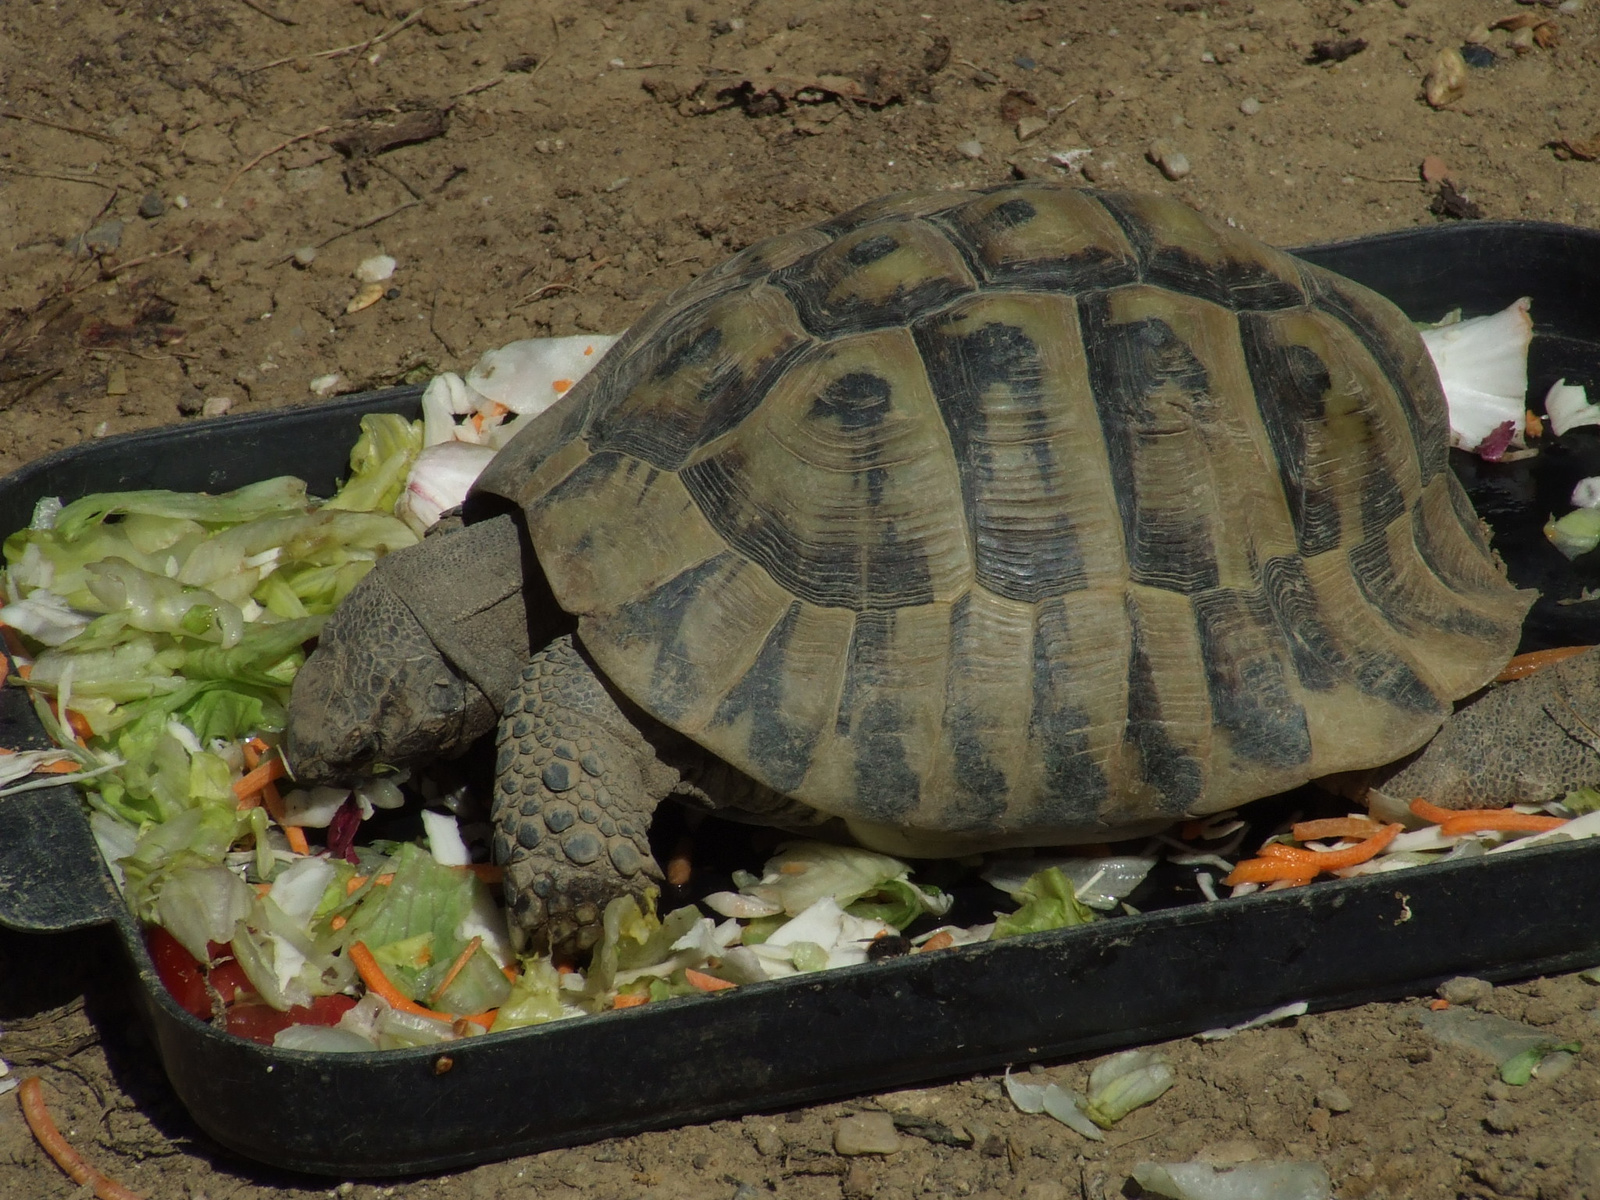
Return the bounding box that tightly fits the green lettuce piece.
[847,878,950,930]
[429,943,513,1014]
[992,867,1098,939]
[1500,1042,1582,1086]
[491,958,567,1031]
[341,843,476,1000]
[1547,509,1600,560]
[1564,788,1600,816]
[180,615,324,685]
[746,842,920,916]
[325,414,423,514]
[50,476,310,544]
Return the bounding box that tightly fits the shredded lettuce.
[992,867,1098,939]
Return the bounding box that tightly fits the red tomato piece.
[145,926,210,1020]
[226,994,358,1045]
[207,959,256,1006]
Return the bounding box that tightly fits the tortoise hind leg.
[490,634,672,956]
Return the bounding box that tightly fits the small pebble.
[955,139,984,160]
[293,246,318,267]
[1559,0,1583,12]
[173,194,189,209]
[608,57,625,68]
[1238,96,1261,116]
[834,1112,903,1157]
[1484,1105,1520,1134]
[1420,155,1452,183]
[1013,55,1036,70]
[1147,140,1191,180]
[138,191,166,219]
[1016,115,1049,141]
[1460,43,1498,69]
[80,219,124,254]
[1424,47,1467,108]
[1573,1146,1600,1191]
[309,373,343,397]
[346,282,385,314]
[90,421,110,438]
[1316,1086,1354,1113]
[1463,25,1492,46]
[202,396,233,418]
[355,254,397,283]
[752,1126,787,1157]
[1081,156,1116,183]
[1439,976,1493,1006]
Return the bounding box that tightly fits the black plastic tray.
[2,222,1599,1177]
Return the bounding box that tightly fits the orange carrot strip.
[330,914,348,931]
[1225,824,1402,885]
[1179,819,1208,841]
[684,968,736,992]
[1291,816,1384,842]
[345,875,370,896]
[1495,645,1591,683]
[18,1076,147,1200]
[232,755,287,803]
[456,1011,497,1031]
[348,941,447,1022]
[613,992,649,1009]
[254,883,272,899]
[242,741,261,771]
[502,964,519,983]
[433,936,483,999]
[1429,998,1451,1011]
[1440,812,1569,836]
[376,873,394,886]
[467,863,504,884]
[37,758,85,774]
[1226,858,1324,884]
[1410,797,1569,835]
[1259,842,1317,861]
[918,930,956,954]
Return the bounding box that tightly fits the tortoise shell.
[474,184,1531,852]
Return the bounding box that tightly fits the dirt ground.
[4,0,1600,1197]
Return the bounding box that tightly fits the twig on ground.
[235,0,298,24]
[219,125,333,196]
[0,109,118,145]
[0,166,117,189]
[314,198,423,248]
[102,246,187,280]
[245,7,428,74]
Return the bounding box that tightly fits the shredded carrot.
[346,875,370,896]
[36,758,84,774]
[349,941,448,1023]
[1409,796,1570,836]
[1180,819,1208,841]
[1440,812,1569,837]
[1429,998,1451,1011]
[467,863,504,884]
[242,742,261,771]
[1525,409,1544,440]
[1224,823,1402,885]
[1259,841,1316,861]
[1291,816,1384,843]
[0,621,30,662]
[556,963,577,975]
[16,662,32,679]
[490,401,510,420]
[376,873,394,886]
[471,411,486,434]
[434,936,483,999]
[330,914,348,931]
[1495,645,1591,683]
[552,378,573,394]
[254,883,272,899]
[232,754,286,803]
[918,930,956,954]
[283,824,310,857]
[684,968,736,992]
[613,991,649,1009]
[502,964,519,982]
[18,1076,147,1200]
[455,1011,496,1031]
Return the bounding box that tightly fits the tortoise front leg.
[490,635,672,955]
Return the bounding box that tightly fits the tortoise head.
[286,544,499,785]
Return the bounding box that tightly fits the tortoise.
[287,182,1545,955]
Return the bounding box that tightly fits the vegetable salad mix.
[0,415,972,1051]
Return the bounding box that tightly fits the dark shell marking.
[475,183,1530,843]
